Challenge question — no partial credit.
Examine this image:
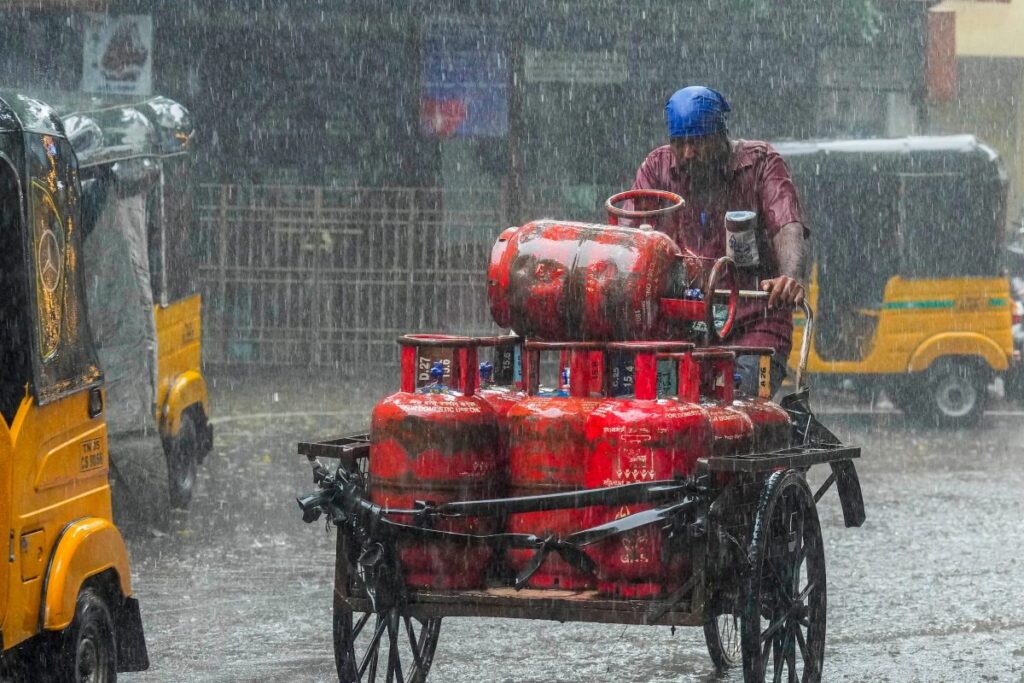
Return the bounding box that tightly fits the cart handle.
[713,289,814,392]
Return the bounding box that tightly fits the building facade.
[928,0,1024,223]
[1,0,940,366]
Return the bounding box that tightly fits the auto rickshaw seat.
[0,261,28,425]
[0,166,30,424]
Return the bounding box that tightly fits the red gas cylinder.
[370,335,503,590]
[684,348,754,457]
[476,335,526,485]
[504,341,606,590]
[476,335,526,418]
[584,342,713,599]
[487,218,739,342]
[728,346,792,453]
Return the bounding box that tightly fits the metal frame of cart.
[298,410,864,683]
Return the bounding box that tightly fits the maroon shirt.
[629,140,805,357]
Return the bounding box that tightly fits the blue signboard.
[421,19,508,139]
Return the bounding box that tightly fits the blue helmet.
[665,86,731,139]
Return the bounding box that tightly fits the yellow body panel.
[790,275,1014,375]
[154,294,209,436]
[907,332,1010,373]
[1,391,132,649]
[43,517,133,631]
[1,417,11,629]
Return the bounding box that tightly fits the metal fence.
[194,183,616,366]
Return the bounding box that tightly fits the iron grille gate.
[194,184,617,367]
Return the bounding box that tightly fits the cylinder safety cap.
[430,361,445,381]
[665,86,731,139]
[479,361,494,381]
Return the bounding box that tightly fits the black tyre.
[54,587,117,683]
[703,611,741,672]
[165,411,199,509]
[741,470,826,683]
[1006,362,1024,403]
[903,359,987,429]
[334,606,442,683]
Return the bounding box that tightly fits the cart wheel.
[334,606,442,683]
[741,470,826,683]
[703,612,741,672]
[165,411,199,509]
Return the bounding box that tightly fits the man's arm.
[754,146,808,309]
[761,221,808,308]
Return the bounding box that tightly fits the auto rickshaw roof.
[778,133,1009,281]
[773,134,1000,164]
[0,91,66,136]
[12,91,194,168]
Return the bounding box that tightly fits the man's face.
[670,133,728,183]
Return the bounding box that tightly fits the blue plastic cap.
[479,361,494,381]
[684,288,704,301]
[430,361,445,381]
[665,86,731,139]
[733,372,743,387]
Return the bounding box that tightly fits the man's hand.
[765,222,808,309]
[760,276,805,309]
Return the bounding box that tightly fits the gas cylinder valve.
[479,361,494,383]
[430,361,445,381]
[418,361,449,394]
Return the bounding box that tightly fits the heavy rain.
[1,1,1024,682]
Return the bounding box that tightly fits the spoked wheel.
[333,607,441,683]
[741,470,826,683]
[703,611,741,672]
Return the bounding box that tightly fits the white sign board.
[524,50,627,84]
[81,14,153,96]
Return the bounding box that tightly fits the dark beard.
[685,161,726,204]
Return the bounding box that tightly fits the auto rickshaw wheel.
[740,470,826,683]
[703,611,741,672]
[165,411,199,509]
[334,605,442,683]
[53,587,117,683]
[1006,363,1024,403]
[902,359,987,428]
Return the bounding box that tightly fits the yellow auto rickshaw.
[0,91,148,679]
[779,136,1015,427]
[55,93,212,520]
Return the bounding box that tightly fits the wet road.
[121,369,1024,682]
